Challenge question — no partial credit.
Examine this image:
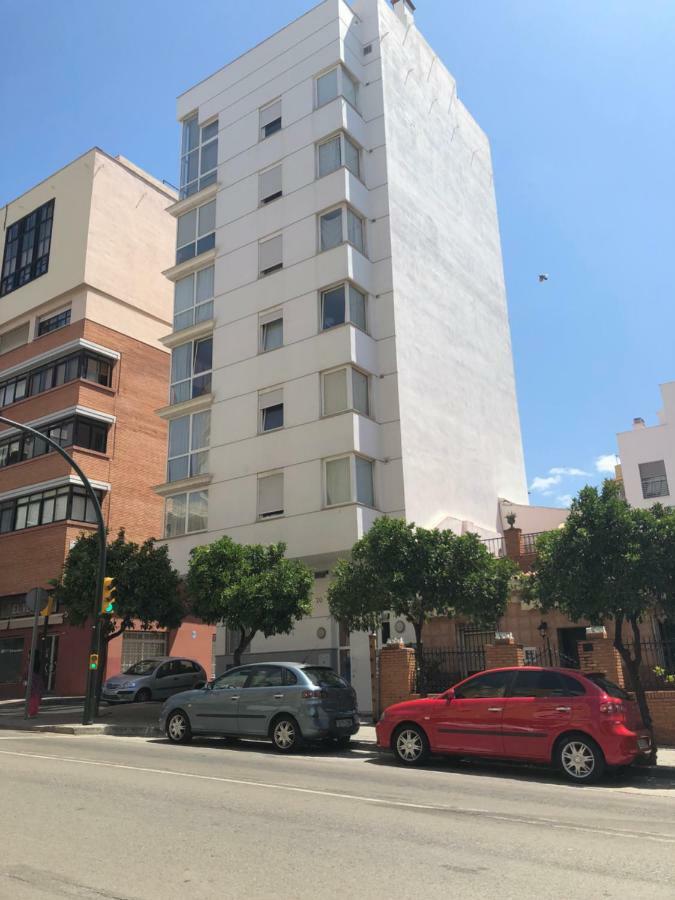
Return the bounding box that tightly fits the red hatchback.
[376,666,651,783]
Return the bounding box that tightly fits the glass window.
[317,68,339,107]
[303,667,349,688]
[355,456,374,506]
[165,493,187,538]
[0,637,25,684]
[0,351,112,410]
[585,674,630,700]
[261,316,283,352]
[176,201,216,264]
[320,208,343,251]
[187,490,208,532]
[352,369,369,416]
[558,674,586,697]
[258,473,284,519]
[260,165,283,204]
[319,207,365,254]
[342,68,358,108]
[639,460,669,499]
[262,404,283,432]
[1,200,54,297]
[321,285,346,329]
[173,266,214,331]
[259,235,283,276]
[323,369,348,416]
[510,670,568,698]
[455,671,514,699]
[349,285,366,331]
[247,665,284,688]
[38,308,71,336]
[344,136,360,178]
[326,457,351,506]
[318,136,342,178]
[168,411,210,483]
[260,100,282,139]
[170,338,212,405]
[213,668,250,690]
[347,209,364,253]
[180,114,218,199]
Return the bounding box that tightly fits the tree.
[53,529,184,641]
[530,481,675,757]
[327,517,516,682]
[187,537,313,666]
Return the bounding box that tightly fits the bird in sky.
[538,274,549,283]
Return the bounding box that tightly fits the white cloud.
[529,475,562,492]
[595,454,619,474]
[557,494,574,507]
[549,467,590,477]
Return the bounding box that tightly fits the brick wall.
[577,629,625,687]
[646,692,675,746]
[485,637,524,669]
[379,643,417,713]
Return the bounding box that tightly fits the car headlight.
[125,681,137,688]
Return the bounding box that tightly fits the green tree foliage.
[187,537,314,666]
[53,529,184,642]
[531,481,675,754]
[327,517,516,659]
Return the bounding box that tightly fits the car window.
[178,660,195,674]
[191,661,202,673]
[156,662,173,679]
[246,666,283,688]
[455,671,513,699]
[124,660,160,676]
[585,674,629,700]
[282,668,298,686]
[212,669,250,690]
[558,673,586,696]
[303,667,349,688]
[510,670,566,698]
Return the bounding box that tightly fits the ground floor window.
[0,637,24,683]
[120,631,168,670]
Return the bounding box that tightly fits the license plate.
[336,718,352,728]
[638,738,650,750]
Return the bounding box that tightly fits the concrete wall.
[617,382,674,509]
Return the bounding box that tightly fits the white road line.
[1,746,674,844]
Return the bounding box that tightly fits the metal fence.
[622,640,675,691]
[523,646,580,669]
[417,646,487,694]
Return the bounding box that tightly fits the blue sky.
[2,0,674,509]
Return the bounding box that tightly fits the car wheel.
[556,734,605,783]
[271,716,303,753]
[135,688,152,703]
[393,724,430,766]
[166,710,192,744]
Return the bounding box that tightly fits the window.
[170,337,212,404]
[324,454,375,507]
[121,633,167,670]
[176,201,216,265]
[0,637,24,684]
[167,410,210,482]
[315,66,359,110]
[247,665,284,687]
[304,667,350,688]
[317,133,361,179]
[173,266,214,332]
[455,671,514,699]
[213,668,250,690]
[322,367,370,417]
[0,350,113,410]
[259,389,284,433]
[510,670,571,698]
[1,200,54,297]
[258,472,284,519]
[0,415,107,471]
[164,489,208,537]
[37,308,71,336]
[0,485,103,535]
[180,115,218,199]
[321,283,366,331]
[259,234,283,276]
[639,460,669,499]
[319,206,365,254]
[585,674,630,700]
[259,164,283,204]
[260,99,282,139]
[558,674,586,697]
[259,311,283,352]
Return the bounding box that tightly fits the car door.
[189,668,251,734]
[237,665,286,736]
[429,670,515,756]
[501,670,575,761]
[153,661,178,699]
[173,659,198,694]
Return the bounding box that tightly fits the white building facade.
[617,382,674,509]
[158,0,528,711]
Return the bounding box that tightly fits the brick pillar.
[485,633,524,669]
[503,527,523,563]
[577,627,624,687]
[379,643,417,711]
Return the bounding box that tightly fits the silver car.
[102,657,207,703]
[159,662,359,752]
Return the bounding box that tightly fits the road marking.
[1,746,674,844]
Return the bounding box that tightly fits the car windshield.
[303,667,349,688]
[123,660,160,676]
[586,674,630,700]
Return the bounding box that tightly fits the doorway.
[557,627,586,666]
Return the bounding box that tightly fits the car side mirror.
[445,689,455,702]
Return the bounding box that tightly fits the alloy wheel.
[274,720,296,750]
[396,729,424,763]
[561,740,595,779]
[168,713,187,742]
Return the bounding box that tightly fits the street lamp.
[0,415,106,725]
[538,620,553,666]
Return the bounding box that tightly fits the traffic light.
[40,595,55,617]
[100,577,116,615]
[89,653,99,670]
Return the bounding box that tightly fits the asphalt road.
[0,730,674,900]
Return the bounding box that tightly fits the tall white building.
[617,382,674,509]
[158,0,528,709]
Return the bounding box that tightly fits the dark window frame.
[1,200,55,297]
[37,308,71,336]
[0,350,113,410]
[0,415,108,471]
[0,485,104,535]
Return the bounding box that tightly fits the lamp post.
[538,620,553,666]
[0,415,106,725]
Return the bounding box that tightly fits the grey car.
[102,657,207,703]
[159,662,360,752]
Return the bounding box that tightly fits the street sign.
[25,587,48,613]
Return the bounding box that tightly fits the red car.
[376,666,651,783]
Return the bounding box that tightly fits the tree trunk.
[233,628,256,668]
[613,614,657,764]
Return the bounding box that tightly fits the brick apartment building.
[0,149,214,699]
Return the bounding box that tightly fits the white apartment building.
[157,0,528,710]
[617,382,674,509]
